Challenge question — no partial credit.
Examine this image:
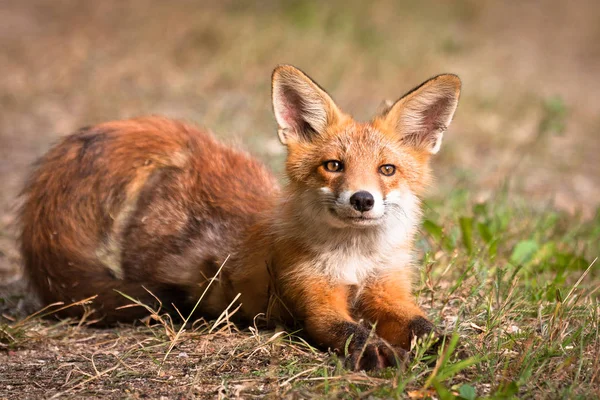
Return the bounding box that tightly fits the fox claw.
[346,341,409,371]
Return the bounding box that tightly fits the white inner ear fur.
[272,83,328,141]
[272,67,340,144]
[386,76,460,154]
[429,131,443,154]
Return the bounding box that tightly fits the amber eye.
[323,160,344,172]
[379,164,396,176]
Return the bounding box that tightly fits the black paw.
[408,316,436,339]
[346,341,409,371]
[408,316,448,353]
[340,323,408,371]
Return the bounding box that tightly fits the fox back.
[20,117,278,322]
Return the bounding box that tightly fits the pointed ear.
[380,74,461,154]
[272,65,342,144]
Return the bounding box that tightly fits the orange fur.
[19,65,461,370]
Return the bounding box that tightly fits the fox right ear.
[272,65,342,144]
[380,74,461,155]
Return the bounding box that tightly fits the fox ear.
[272,65,342,144]
[381,74,461,154]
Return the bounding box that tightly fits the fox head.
[271,65,461,231]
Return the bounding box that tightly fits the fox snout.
[322,188,387,227]
[349,191,374,212]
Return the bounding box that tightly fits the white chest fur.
[307,220,416,285]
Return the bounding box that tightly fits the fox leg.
[288,277,407,370]
[358,273,437,350]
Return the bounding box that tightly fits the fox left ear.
[380,74,461,154]
[271,65,343,145]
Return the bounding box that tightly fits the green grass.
[416,190,598,398]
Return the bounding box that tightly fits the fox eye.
[323,160,344,172]
[379,164,396,176]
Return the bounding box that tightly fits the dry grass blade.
[49,365,119,398]
[116,287,177,340]
[161,255,230,369]
[13,296,98,328]
[564,257,597,304]
[280,366,319,386]
[209,292,242,334]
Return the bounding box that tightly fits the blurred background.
[1,0,599,284]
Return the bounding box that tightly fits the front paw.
[346,340,409,371]
[408,316,436,339]
[408,316,447,350]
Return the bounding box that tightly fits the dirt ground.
[1,1,599,398]
[1,321,316,399]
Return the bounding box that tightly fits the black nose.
[349,191,375,212]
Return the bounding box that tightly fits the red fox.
[19,65,460,370]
